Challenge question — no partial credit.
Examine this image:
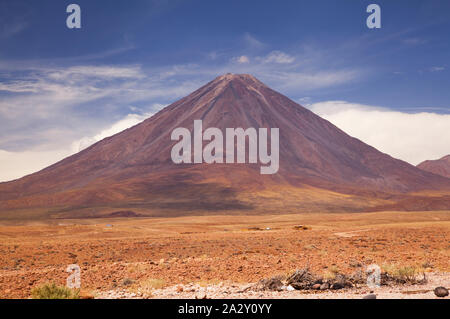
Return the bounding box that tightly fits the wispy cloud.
[0,42,367,181]
[242,33,265,49]
[0,46,365,150]
[259,51,295,64]
[0,1,30,40]
[233,55,250,64]
[0,111,155,182]
[73,111,155,152]
[46,65,145,81]
[0,64,198,153]
[264,69,361,91]
[0,20,27,39]
[429,66,445,72]
[402,37,426,45]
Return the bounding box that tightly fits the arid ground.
[0,211,449,299]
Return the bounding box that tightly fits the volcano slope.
[1,74,449,220]
[418,155,450,179]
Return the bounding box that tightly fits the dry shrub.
[31,283,79,299]
[139,278,166,290]
[381,264,426,285]
[286,268,319,289]
[252,275,285,291]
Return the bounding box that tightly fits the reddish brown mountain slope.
[1,74,449,219]
[417,155,450,178]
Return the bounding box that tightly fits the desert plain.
[0,210,448,299]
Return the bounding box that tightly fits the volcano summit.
[1,73,449,220]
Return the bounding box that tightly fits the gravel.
[95,272,449,299]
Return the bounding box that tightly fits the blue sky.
[0,0,450,181]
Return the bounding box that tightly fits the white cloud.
[0,149,72,182]
[0,111,154,182]
[0,64,198,151]
[298,97,312,105]
[261,51,295,64]
[47,65,145,80]
[266,69,361,91]
[73,112,154,152]
[309,101,450,165]
[0,65,145,94]
[234,55,250,64]
[0,49,366,181]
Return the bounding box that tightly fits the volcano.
[417,155,450,178]
[1,74,449,219]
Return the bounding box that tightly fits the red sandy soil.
[0,211,448,299]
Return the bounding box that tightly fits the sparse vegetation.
[381,264,426,284]
[31,283,79,299]
[196,278,223,287]
[322,265,340,280]
[121,278,166,297]
[121,278,135,286]
[254,264,429,293]
[138,278,166,290]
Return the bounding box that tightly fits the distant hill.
[417,155,450,178]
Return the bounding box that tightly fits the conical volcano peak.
[212,73,267,89]
[1,73,450,219]
[182,73,272,113]
[215,73,256,81]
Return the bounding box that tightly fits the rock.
[312,284,321,290]
[79,291,95,299]
[434,287,449,298]
[256,277,284,291]
[286,285,295,291]
[331,282,344,290]
[121,278,134,286]
[363,294,377,299]
[320,283,330,290]
[293,225,309,230]
[286,268,317,290]
[291,282,317,290]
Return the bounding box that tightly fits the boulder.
[434,287,449,298]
